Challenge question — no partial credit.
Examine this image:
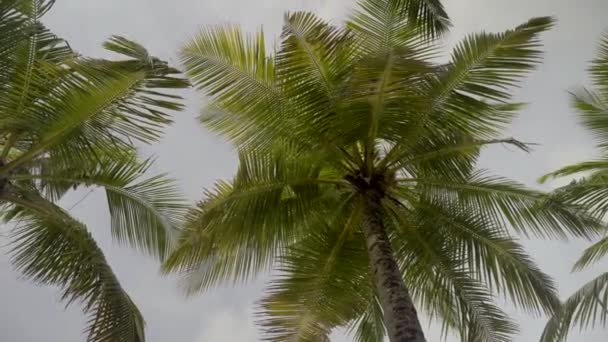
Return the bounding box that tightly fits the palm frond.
[0,7,72,140]
[0,0,31,72]
[3,189,145,342]
[404,171,602,239]
[11,152,187,259]
[385,201,519,342]
[181,25,288,150]
[539,159,608,183]
[571,88,608,152]
[348,0,437,54]
[348,296,386,342]
[257,225,370,341]
[541,272,608,342]
[573,235,608,271]
[397,0,451,38]
[163,149,347,291]
[589,32,608,90]
[543,172,608,218]
[418,201,560,315]
[0,34,185,174]
[277,12,353,147]
[428,17,554,139]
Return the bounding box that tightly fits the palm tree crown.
[165,0,599,341]
[0,1,189,340]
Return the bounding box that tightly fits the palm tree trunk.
[361,189,426,342]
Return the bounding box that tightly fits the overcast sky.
[1,0,608,341]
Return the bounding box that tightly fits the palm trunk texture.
[361,189,426,342]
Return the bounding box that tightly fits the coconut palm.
[0,1,188,341]
[539,32,608,342]
[164,1,599,341]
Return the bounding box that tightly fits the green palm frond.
[572,88,608,152]
[539,160,608,182]
[590,32,608,91]
[348,0,439,53]
[428,17,553,139]
[404,200,560,316]
[349,296,386,342]
[397,0,450,38]
[182,25,287,150]
[277,12,353,145]
[163,149,346,291]
[385,201,521,342]
[257,225,370,341]
[573,235,608,271]
[0,36,186,174]
[9,151,188,259]
[3,190,145,342]
[0,0,30,70]
[401,171,601,239]
[541,273,608,342]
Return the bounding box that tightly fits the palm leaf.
[4,190,145,342]
[257,225,370,341]
[589,32,608,90]
[571,88,608,152]
[397,0,450,38]
[428,17,554,139]
[385,201,519,342]
[573,235,608,271]
[181,25,288,150]
[164,149,346,291]
[11,152,187,259]
[541,273,608,342]
[403,171,601,239]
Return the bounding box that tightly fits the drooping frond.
[4,190,145,342]
[11,153,187,259]
[405,200,560,316]
[385,200,520,342]
[540,273,608,342]
[257,224,371,341]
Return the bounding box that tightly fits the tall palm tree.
[0,1,188,341]
[165,1,599,341]
[540,32,608,342]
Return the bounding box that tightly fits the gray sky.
[1,0,607,341]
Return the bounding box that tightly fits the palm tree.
[539,32,608,342]
[0,1,188,341]
[165,1,599,341]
